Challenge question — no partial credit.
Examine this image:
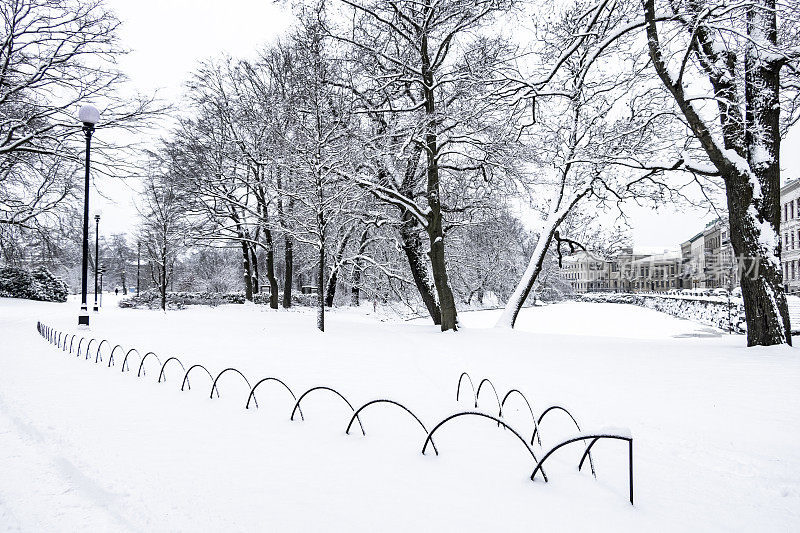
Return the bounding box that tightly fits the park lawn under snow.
[0,297,798,531]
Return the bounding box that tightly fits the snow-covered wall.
[578,293,746,333]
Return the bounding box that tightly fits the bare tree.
[138,169,186,311]
[1,0,159,234]
[326,0,519,331]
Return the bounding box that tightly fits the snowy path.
[1,297,799,531]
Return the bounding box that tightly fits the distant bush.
[118,289,317,309]
[0,266,68,302]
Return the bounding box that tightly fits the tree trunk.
[497,221,558,328]
[738,0,791,345]
[421,27,457,331]
[160,246,167,311]
[318,245,325,331]
[351,227,369,306]
[325,226,354,307]
[240,238,254,302]
[264,228,279,309]
[283,235,293,308]
[400,216,441,324]
[249,244,259,295]
[325,268,338,307]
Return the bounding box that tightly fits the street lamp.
[93,213,100,312]
[78,104,99,327]
[99,266,105,308]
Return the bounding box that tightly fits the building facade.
[678,218,737,289]
[561,249,683,294]
[780,179,800,293]
[562,217,740,294]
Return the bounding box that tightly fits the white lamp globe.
[78,104,100,125]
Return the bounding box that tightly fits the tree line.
[2,0,799,345]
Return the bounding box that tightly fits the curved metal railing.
[33,321,635,505]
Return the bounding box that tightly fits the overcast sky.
[94,0,799,251]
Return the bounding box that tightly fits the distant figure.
[115,288,119,296]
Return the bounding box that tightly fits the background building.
[781,179,800,293]
[561,249,682,293]
[562,218,739,294]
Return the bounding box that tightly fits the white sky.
[93,0,800,251]
[93,0,292,236]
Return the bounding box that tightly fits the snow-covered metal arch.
[108,345,124,367]
[157,356,187,383]
[290,386,365,435]
[345,399,438,454]
[94,339,110,363]
[245,377,301,417]
[75,337,87,358]
[68,334,79,354]
[84,338,98,360]
[500,389,541,445]
[531,405,595,476]
[121,348,139,372]
[210,368,255,406]
[421,411,546,479]
[137,351,161,377]
[180,364,218,396]
[456,372,476,405]
[476,378,501,412]
[530,434,633,505]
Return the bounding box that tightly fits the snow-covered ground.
[1,296,799,531]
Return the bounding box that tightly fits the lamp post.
[93,213,100,312]
[99,266,105,308]
[78,104,99,327]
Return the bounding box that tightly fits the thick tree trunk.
[727,195,790,345]
[736,0,791,345]
[427,223,458,331]
[400,216,441,324]
[264,228,279,309]
[283,235,293,308]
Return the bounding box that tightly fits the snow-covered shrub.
[0,266,68,302]
[578,292,745,333]
[118,290,318,309]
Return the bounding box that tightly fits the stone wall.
[578,292,745,333]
